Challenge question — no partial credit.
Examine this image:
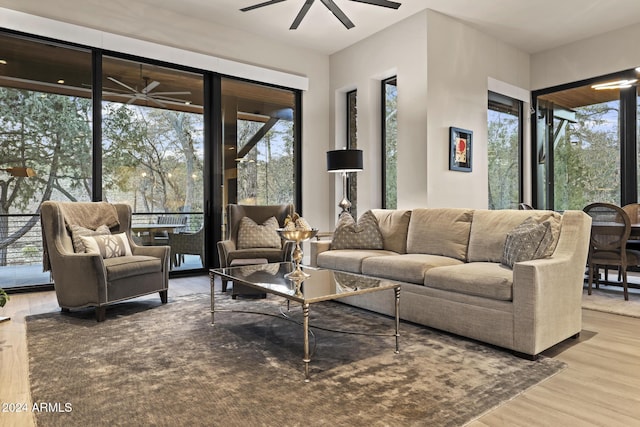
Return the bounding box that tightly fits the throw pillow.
[79,232,133,259]
[237,216,281,249]
[69,224,111,253]
[501,217,553,269]
[331,210,384,250]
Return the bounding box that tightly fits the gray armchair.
[40,201,170,321]
[217,204,295,292]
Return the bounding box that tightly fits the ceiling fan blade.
[142,80,160,94]
[240,0,287,12]
[349,0,401,9]
[107,76,138,94]
[320,0,354,29]
[150,91,192,96]
[290,0,315,29]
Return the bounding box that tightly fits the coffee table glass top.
[212,262,399,303]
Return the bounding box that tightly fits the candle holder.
[276,228,318,280]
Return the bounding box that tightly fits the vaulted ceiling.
[2,0,640,55]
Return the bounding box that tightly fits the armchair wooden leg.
[159,290,168,304]
[95,306,106,322]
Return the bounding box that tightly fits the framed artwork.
[449,127,473,172]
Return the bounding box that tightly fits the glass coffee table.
[209,262,401,381]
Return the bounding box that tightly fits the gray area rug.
[582,286,640,318]
[27,292,566,427]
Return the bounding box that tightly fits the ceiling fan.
[241,0,401,30]
[105,75,191,107]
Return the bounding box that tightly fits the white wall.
[531,22,640,90]
[330,10,530,212]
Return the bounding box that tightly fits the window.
[220,77,298,236]
[488,91,522,209]
[0,30,302,289]
[101,57,205,270]
[346,89,358,217]
[534,72,632,210]
[382,77,397,209]
[0,33,93,289]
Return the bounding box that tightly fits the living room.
[2,1,640,426]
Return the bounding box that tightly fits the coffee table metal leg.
[303,303,311,382]
[394,286,400,354]
[210,271,215,325]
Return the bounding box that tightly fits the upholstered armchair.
[40,201,170,321]
[217,204,295,292]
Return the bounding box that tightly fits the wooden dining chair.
[583,202,640,301]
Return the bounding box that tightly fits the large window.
[220,77,298,236]
[534,73,631,210]
[488,91,522,209]
[0,31,301,289]
[0,34,93,289]
[101,57,205,270]
[382,77,397,209]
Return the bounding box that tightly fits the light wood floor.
[1,276,639,427]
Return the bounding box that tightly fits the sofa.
[310,208,591,358]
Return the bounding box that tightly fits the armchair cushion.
[237,216,281,249]
[70,224,111,253]
[80,233,133,259]
[104,256,162,281]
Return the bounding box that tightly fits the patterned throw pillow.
[69,224,111,253]
[237,216,281,249]
[501,217,553,269]
[331,210,384,250]
[79,233,133,259]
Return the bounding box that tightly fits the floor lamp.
[326,149,363,214]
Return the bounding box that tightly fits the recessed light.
[57,79,65,84]
[0,59,7,65]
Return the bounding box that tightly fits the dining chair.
[583,202,640,301]
[518,203,534,210]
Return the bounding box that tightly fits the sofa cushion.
[362,254,463,284]
[104,255,161,281]
[424,262,514,301]
[371,209,412,253]
[69,224,111,253]
[467,210,562,262]
[317,249,396,274]
[331,210,384,250]
[501,218,553,268]
[79,232,132,259]
[406,208,473,261]
[237,216,281,249]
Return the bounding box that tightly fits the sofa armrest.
[309,240,331,267]
[512,210,591,355]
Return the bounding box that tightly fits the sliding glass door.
[101,56,205,271]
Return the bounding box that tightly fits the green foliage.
[0,288,8,308]
[488,110,519,209]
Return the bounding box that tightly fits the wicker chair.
[168,226,204,268]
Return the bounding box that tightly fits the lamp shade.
[326,149,363,173]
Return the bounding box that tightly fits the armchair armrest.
[217,239,236,267]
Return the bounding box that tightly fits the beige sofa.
[310,208,591,358]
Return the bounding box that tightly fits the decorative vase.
[276,228,318,280]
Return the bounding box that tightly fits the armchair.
[217,204,295,292]
[40,201,170,321]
